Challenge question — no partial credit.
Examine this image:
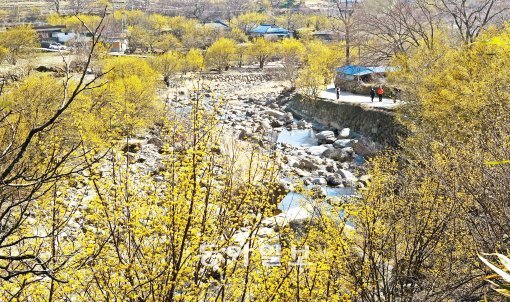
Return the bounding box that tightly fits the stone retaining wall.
[202,72,282,83]
[286,96,406,147]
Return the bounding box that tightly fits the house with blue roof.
[334,65,395,94]
[336,65,394,77]
[335,65,394,82]
[250,24,291,40]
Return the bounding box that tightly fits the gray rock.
[333,139,352,148]
[326,174,343,186]
[317,169,328,176]
[279,179,293,192]
[306,145,328,156]
[325,161,338,172]
[296,120,307,129]
[286,204,315,226]
[337,169,356,181]
[295,157,321,171]
[283,112,294,123]
[148,137,163,149]
[258,120,272,131]
[316,131,336,144]
[339,128,351,138]
[311,177,327,185]
[352,137,382,157]
[293,168,311,177]
[265,109,285,119]
[322,148,350,162]
[342,147,355,156]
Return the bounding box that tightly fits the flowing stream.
[276,127,357,213]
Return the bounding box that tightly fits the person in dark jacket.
[336,87,340,100]
[370,88,375,102]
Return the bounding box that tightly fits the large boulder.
[265,109,285,119]
[295,157,321,171]
[333,139,353,149]
[282,112,294,124]
[325,161,338,172]
[306,145,329,156]
[286,204,315,227]
[316,131,336,144]
[338,128,351,138]
[322,148,351,162]
[326,174,343,186]
[352,137,382,158]
[337,169,356,181]
[342,147,355,156]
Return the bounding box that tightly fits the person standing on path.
[377,86,384,102]
[370,87,375,102]
[336,87,340,100]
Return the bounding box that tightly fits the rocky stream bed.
[168,73,378,231]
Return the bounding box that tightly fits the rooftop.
[336,65,394,76]
[250,24,289,35]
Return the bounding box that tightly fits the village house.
[34,24,128,53]
[334,65,395,94]
[311,30,344,42]
[249,24,291,40]
[104,32,129,53]
[33,25,67,47]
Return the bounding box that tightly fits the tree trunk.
[345,24,351,65]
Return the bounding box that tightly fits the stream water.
[276,128,317,147]
[276,128,357,213]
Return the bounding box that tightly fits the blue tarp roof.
[336,65,394,76]
[251,24,289,35]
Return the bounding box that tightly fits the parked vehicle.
[48,43,67,50]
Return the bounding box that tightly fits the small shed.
[104,33,129,53]
[250,24,290,40]
[312,30,344,42]
[204,20,230,31]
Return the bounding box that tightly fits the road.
[319,85,400,110]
